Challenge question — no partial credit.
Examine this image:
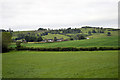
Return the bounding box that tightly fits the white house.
[86,37,90,39]
[48,39,54,42]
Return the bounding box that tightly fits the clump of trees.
[77,34,86,40]
[54,37,57,41]
[47,27,82,34]
[69,34,86,40]
[88,31,92,35]
[38,28,47,31]
[25,36,43,42]
[92,30,96,33]
[70,37,74,40]
[37,36,43,42]
[2,32,12,52]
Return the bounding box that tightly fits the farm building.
[57,38,63,42]
[86,37,90,39]
[48,39,54,42]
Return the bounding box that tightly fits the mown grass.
[10,35,118,48]
[2,51,118,78]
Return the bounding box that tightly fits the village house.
[48,39,54,42]
[86,37,90,39]
[41,38,67,43]
[57,39,62,42]
[41,40,46,42]
[57,38,63,42]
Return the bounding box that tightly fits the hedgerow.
[14,47,120,51]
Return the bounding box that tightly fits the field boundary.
[9,47,120,51]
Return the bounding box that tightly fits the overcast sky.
[0,0,119,31]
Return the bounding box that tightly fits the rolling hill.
[10,34,119,48]
[9,27,119,48]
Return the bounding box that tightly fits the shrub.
[16,41,22,48]
[107,32,111,36]
[87,47,98,51]
[88,31,92,35]
[79,47,88,51]
[37,36,43,42]
[70,38,74,40]
[77,34,86,40]
[98,47,119,50]
[92,30,96,33]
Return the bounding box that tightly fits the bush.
[77,34,86,40]
[37,36,43,42]
[92,30,96,33]
[98,47,119,50]
[107,32,111,36]
[70,38,74,40]
[87,47,98,51]
[16,41,22,48]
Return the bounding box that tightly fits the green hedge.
[15,47,120,51]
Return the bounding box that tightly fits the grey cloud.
[0,0,118,30]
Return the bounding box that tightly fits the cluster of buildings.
[41,38,68,43]
[15,38,69,43]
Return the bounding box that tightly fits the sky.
[0,0,119,31]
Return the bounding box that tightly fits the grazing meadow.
[2,51,118,78]
[10,35,118,48]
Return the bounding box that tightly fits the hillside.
[10,34,118,48]
[11,27,119,40]
[42,33,69,39]
[9,26,119,48]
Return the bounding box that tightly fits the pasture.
[42,33,69,39]
[2,51,118,78]
[10,35,118,48]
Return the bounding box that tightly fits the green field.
[3,51,118,78]
[10,35,118,48]
[42,33,69,39]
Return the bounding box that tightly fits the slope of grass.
[10,35,118,48]
[88,31,118,39]
[3,51,118,78]
[42,33,70,39]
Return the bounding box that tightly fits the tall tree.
[2,32,12,52]
[92,30,96,33]
[37,36,43,42]
[77,34,86,40]
[88,31,92,35]
[54,37,57,41]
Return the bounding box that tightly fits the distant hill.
[11,26,119,42]
[10,34,118,48]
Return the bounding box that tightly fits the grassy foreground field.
[3,51,118,78]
